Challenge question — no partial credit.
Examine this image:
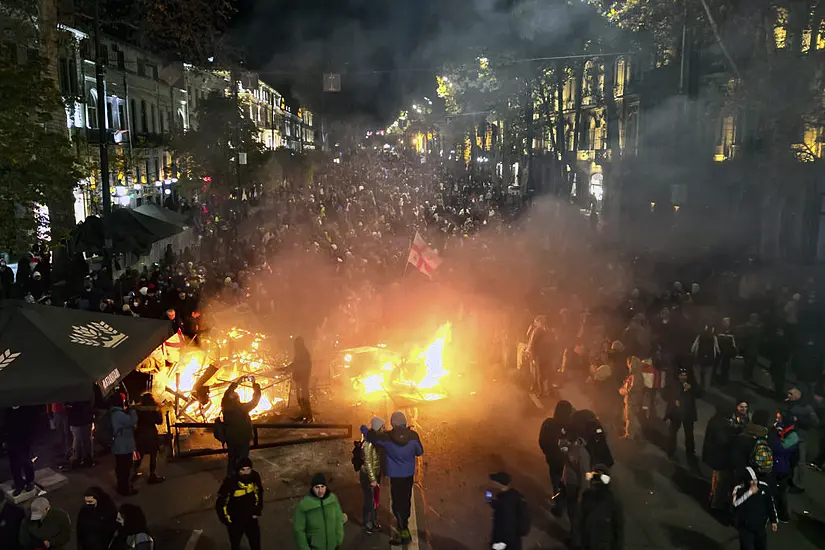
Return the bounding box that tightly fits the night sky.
[229,0,504,123]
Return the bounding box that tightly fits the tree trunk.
[524,78,535,192]
[572,61,585,202]
[555,62,566,196]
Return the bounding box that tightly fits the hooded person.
[489,472,530,550]
[731,467,778,550]
[216,457,263,550]
[365,411,424,545]
[358,416,385,534]
[730,409,773,477]
[539,400,574,496]
[571,409,614,468]
[703,403,738,516]
[220,376,262,477]
[293,473,345,550]
[579,465,624,550]
[559,425,591,547]
[76,487,118,550]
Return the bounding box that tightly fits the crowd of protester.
[4,148,825,549]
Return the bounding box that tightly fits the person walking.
[366,411,424,545]
[664,368,701,462]
[2,406,36,496]
[539,400,575,499]
[785,386,819,493]
[109,394,139,496]
[560,430,591,548]
[293,473,345,550]
[358,416,384,534]
[579,465,623,550]
[289,337,313,422]
[19,497,72,550]
[703,404,736,519]
[691,325,719,390]
[216,457,263,550]
[66,397,95,468]
[732,467,778,550]
[133,393,165,485]
[488,472,530,550]
[716,318,737,386]
[76,487,118,550]
[220,376,262,477]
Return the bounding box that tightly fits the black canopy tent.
[71,209,182,257]
[0,301,173,407]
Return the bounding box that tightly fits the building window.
[118,102,126,131]
[87,89,98,129]
[107,101,113,129]
[138,62,146,77]
[130,99,136,132]
[116,50,125,70]
[151,104,157,133]
[159,109,165,134]
[140,99,147,132]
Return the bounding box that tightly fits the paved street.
[22,358,825,550]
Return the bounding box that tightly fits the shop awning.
[0,301,174,407]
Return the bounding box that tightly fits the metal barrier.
[168,419,353,459]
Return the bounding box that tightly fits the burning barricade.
[342,323,452,405]
[150,327,292,423]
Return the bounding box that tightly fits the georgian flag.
[407,231,442,278]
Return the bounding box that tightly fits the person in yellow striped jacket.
[216,457,264,550]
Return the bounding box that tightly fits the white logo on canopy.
[0,349,21,372]
[69,322,128,348]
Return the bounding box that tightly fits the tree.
[0,53,85,255]
[171,92,264,195]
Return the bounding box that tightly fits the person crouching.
[216,457,263,550]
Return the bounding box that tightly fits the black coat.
[0,501,24,550]
[216,472,264,524]
[2,407,36,446]
[76,503,118,550]
[66,400,95,428]
[702,412,733,470]
[580,486,623,550]
[134,407,163,453]
[664,380,700,423]
[729,425,769,473]
[490,488,528,550]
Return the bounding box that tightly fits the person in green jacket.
[19,497,72,550]
[294,473,344,550]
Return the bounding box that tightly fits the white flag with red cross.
[407,231,442,278]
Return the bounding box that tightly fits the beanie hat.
[310,472,327,487]
[236,457,253,471]
[370,416,385,431]
[390,411,407,428]
[751,409,770,428]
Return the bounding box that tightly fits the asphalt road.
[31,359,825,550]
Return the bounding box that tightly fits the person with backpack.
[730,410,773,479]
[216,457,263,550]
[356,417,385,534]
[560,430,591,547]
[109,394,139,496]
[690,325,719,390]
[732,466,778,550]
[488,472,530,550]
[364,411,423,545]
[219,376,262,477]
[768,411,799,522]
[580,465,623,550]
[571,409,614,468]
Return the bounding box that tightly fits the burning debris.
[152,327,291,422]
[346,323,452,403]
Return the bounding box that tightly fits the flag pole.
[402,236,413,277]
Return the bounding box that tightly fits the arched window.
[150,104,157,133]
[140,99,148,133]
[87,89,98,129]
[177,108,185,130]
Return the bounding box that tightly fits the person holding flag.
[406,231,441,278]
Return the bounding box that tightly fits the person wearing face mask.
[19,497,71,550]
[76,487,118,550]
[216,457,263,550]
[293,473,345,550]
